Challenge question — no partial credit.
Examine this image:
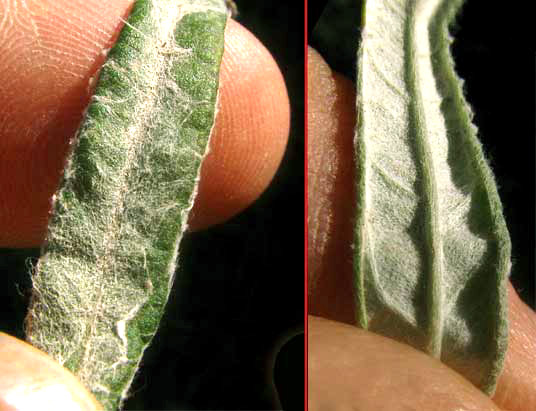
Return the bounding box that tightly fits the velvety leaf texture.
[25,0,228,409]
[354,0,511,394]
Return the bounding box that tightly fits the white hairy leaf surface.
[354,0,511,394]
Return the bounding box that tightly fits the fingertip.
[492,284,536,411]
[0,3,289,245]
[0,333,102,410]
[0,0,135,247]
[188,19,290,231]
[307,47,356,324]
[309,316,502,411]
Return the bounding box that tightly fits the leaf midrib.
[78,1,187,376]
[404,0,445,358]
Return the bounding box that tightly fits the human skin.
[0,1,290,408]
[308,46,536,411]
[0,0,290,246]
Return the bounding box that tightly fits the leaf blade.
[25,1,229,409]
[355,0,510,394]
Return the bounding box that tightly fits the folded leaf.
[25,1,228,409]
[354,0,511,394]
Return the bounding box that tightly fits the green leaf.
[25,0,228,409]
[354,0,511,394]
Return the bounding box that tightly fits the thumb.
[0,333,101,410]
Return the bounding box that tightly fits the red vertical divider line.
[304,0,308,409]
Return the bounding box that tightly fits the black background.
[0,1,304,411]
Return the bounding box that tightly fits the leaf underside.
[25,0,228,409]
[354,0,510,394]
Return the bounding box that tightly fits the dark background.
[309,0,535,309]
[0,1,304,410]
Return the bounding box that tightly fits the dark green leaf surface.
[354,0,510,394]
[25,1,228,409]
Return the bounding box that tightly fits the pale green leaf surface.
[25,0,228,409]
[354,0,511,394]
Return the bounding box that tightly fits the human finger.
[0,1,289,247]
[187,19,290,231]
[0,332,101,410]
[0,0,135,247]
[492,283,536,411]
[308,315,502,410]
[307,46,356,324]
